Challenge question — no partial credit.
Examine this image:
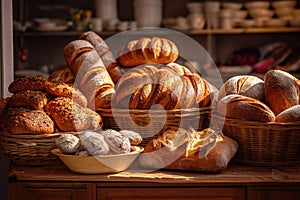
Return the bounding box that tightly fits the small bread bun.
[6,107,55,134]
[275,105,300,122]
[218,75,265,102]
[264,70,299,115]
[48,67,75,84]
[8,90,48,110]
[8,76,48,93]
[217,94,275,122]
[100,129,131,154]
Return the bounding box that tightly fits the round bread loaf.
[48,67,75,84]
[217,94,275,122]
[8,90,48,110]
[45,97,102,132]
[8,76,48,93]
[218,75,265,102]
[275,105,300,122]
[6,107,55,134]
[264,70,299,115]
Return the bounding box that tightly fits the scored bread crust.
[6,107,55,134]
[48,67,75,84]
[117,37,179,67]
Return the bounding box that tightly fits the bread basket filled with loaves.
[213,70,300,166]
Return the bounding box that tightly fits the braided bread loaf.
[114,63,217,110]
[64,39,115,110]
[117,37,179,67]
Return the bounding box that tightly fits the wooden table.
[7,163,300,200]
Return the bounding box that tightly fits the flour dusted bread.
[217,94,275,122]
[218,75,265,102]
[56,133,80,154]
[100,129,131,154]
[79,130,110,156]
[117,37,179,67]
[48,67,75,84]
[264,69,299,115]
[6,107,55,134]
[8,76,48,93]
[8,90,48,110]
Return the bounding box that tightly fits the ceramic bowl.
[272,1,297,9]
[52,146,144,174]
[245,1,271,10]
[275,7,294,17]
[249,9,274,19]
[222,2,243,10]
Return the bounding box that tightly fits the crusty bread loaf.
[117,37,179,67]
[275,105,300,122]
[114,64,216,109]
[45,97,102,132]
[79,31,125,83]
[6,107,55,134]
[218,75,265,102]
[8,76,48,93]
[217,94,275,122]
[139,128,238,172]
[8,90,48,110]
[48,67,75,84]
[45,82,87,108]
[264,70,299,115]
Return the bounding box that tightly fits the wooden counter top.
[8,163,300,186]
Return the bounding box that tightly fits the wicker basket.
[212,114,300,166]
[0,132,62,165]
[98,107,212,147]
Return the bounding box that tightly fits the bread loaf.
[63,39,116,110]
[6,107,55,134]
[218,75,265,102]
[8,90,48,110]
[264,69,299,115]
[79,31,125,83]
[217,94,275,122]
[139,128,238,172]
[48,67,75,84]
[8,76,48,93]
[275,105,300,122]
[117,37,179,67]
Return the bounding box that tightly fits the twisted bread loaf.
[114,64,216,110]
[64,39,115,110]
[79,31,125,83]
[117,37,179,67]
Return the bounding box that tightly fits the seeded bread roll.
[8,76,48,93]
[8,90,48,110]
[217,94,275,122]
[117,37,179,67]
[218,75,265,102]
[275,105,300,122]
[264,70,299,115]
[6,107,55,134]
[45,97,102,132]
[48,67,75,84]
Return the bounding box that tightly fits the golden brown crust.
[0,97,9,116]
[117,37,179,67]
[217,94,275,122]
[275,105,300,122]
[8,90,48,110]
[8,76,48,93]
[6,107,55,134]
[48,67,75,84]
[264,70,299,115]
[45,97,102,132]
[45,82,87,107]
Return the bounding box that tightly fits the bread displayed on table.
[48,67,75,84]
[275,105,300,122]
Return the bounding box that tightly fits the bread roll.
[218,75,265,102]
[264,70,299,115]
[8,90,48,110]
[217,94,275,122]
[6,107,55,134]
[56,133,80,154]
[117,37,179,67]
[48,67,75,84]
[100,129,131,154]
[275,105,300,122]
[8,76,48,93]
[79,31,125,83]
[79,130,110,156]
[45,97,102,132]
[119,130,143,145]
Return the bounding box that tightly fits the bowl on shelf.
[237,19,257,28]
[265,18,288,27]
[52,146,144,174]
[272,0,297,9]
[222,2,243,10]
[275,7,294,18]
[245,1,271,10]
[249,9,274,19]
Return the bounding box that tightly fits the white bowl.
[275,7,294,17]
[52,146,144,174]
[237,19,256,27]
[232,10,248,19]
[272,1,297,9]
[265,18,288,27]
[249,9,274,19]
[245,1,271,10]
[187,2,203,13]
[222,2,243,10]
